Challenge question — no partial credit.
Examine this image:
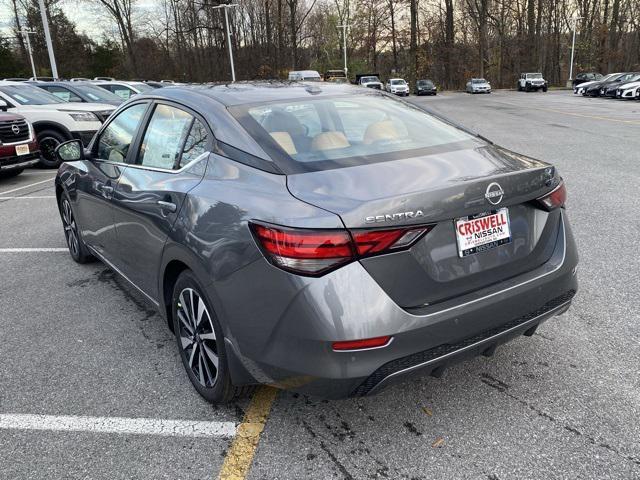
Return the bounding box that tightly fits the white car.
[615,80,640,99]
[0,81,115,167]
[517,73,547,92]
[466,78,492,93]
[92,80,156,101]
[386,78,409,96]
[357,75,383,90]
[574,73,619,95]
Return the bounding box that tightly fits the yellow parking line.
[218,386,278,480]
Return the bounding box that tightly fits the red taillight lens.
[537,182,567,210]
[351,227,430,256]
[250,222,431,276]
[332,336,392,351]
[250,223,354,275]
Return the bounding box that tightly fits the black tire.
[58,192,94,263]
[525,84,531,92]
[37,129,67,168]
[542,86,548,92]
[172,270,254,404]
[0,168,24,178]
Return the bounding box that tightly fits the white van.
[288,70,322,82]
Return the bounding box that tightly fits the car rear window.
[230,94,476,173]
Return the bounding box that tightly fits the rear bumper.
[218,210,578,399]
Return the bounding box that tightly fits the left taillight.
[250,222,431,276]
[537,181,567,211]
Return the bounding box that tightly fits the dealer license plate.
[455,208,511,257]
[15,144,29,156]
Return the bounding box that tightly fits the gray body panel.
[55,84,578,398]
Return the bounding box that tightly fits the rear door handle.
[157,200,177,213]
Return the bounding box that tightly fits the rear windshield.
[230,94,475,173]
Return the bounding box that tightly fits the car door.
[111,101,210,300]
[73,102,149,260]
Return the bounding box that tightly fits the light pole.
[37,0,59,78]
[212,3,239,82]
[19,30,37,78]
[568,16,583,83]
[337,24,349,76]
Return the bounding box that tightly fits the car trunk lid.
[287,145,562,308]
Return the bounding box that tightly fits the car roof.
[145,82,366,107]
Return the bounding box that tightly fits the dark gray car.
[54,83,578,403]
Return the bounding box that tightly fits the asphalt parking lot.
[1,90,639,480]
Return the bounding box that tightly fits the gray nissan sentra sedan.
[54,83,578,403]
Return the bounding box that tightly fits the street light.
[37,0,59,79]
[337,24,349,76]
[18,30,37,78]
[568,15,583,83]
[212,3,239,82]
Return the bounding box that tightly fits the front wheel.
[59,193,94,263]
[542,86,548,92]
[172,271,254,404]
[37,129,67,168]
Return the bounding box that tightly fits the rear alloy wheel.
[172,271,254,403]
[37,129,67,168]
[59,194,93,263]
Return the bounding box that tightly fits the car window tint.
[138,104,193,169]
[97,103,147,163]
[45,86,82,102]
[180,119,209,167]
[104,85,134,100]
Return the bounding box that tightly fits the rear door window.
[137,104,194,170]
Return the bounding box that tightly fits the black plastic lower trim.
[351,290,576,396]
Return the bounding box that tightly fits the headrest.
[311,131,350,151]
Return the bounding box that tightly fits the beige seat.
[269,132,297,155]
[363,120,401,144]
[311,131,350,151]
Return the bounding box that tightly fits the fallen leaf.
[431,437,445,448]
[422,407,433,416]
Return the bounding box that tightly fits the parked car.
[54,82,578,403]
[327,77,350,84]
[583,72,635,96]
[517,73,547,92]
[144,81,166,89]
[70,78,91,82]
[0,111,40,177]
[574,73,619,94]
[0,81,115,167]
[93,80,156,100]
[602,73,640,98]
[355,74,383,90]
[31,81,123,107]
[615,79,640,99]
[466,78,492,93]
[287,70,321,82]
[572,72,602,88]
[386,78,409,96]
[93,76,115,81]
[415,79,437,96]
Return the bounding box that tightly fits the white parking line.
[0,414,237,438]
[0,196,56,200]
[0,248,67,252]
[0,178,55,196]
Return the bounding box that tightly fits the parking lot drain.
[218,386,278,480]
[0,413,237,437]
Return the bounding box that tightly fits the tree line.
[2,0,639,88]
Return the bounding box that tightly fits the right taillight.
[537,182,566,210]
[250,222,432,276]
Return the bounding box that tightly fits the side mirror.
[0,100,7,112]
[56,139,84,162]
